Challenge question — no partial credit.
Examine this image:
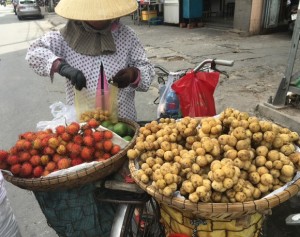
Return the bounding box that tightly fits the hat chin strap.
[60,20,116,56]
[82,21,112,31]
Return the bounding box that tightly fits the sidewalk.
[41,10,300,131]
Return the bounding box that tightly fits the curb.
[256,103,300,133]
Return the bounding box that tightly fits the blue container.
[165,89,180,117]
[183,0,203,19]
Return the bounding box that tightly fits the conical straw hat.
[55,0,138,21]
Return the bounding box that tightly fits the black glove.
[112,67,139,88]
[58,61,87,91]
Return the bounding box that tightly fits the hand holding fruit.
[112,67,139,88]
[58,61,87,91]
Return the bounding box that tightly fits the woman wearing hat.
[26,0,154,121]
[25,0,154,236]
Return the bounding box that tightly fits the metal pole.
[272,1,300,106]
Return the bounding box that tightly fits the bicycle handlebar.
[193,59,234,72]
[154,65,170,74]
[154,59,234,75]
[213,59,235,67]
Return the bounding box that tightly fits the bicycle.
[93,58,235,237]
[94,177,164,237]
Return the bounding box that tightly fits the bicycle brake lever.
[211,63,229,78]
[219,70,229,78]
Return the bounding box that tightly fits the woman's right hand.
[112,67,139,88]
[58,61,87,91]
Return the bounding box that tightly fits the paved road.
[0,5,62,237]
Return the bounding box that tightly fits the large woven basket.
[129,160,300,221]
[3,118,139,192]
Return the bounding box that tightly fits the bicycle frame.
[95,179,164,237]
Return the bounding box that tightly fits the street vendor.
[25,0,154,121]
[25,0,154,236]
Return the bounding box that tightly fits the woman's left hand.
[113,67,139,88]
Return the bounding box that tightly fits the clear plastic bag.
[157,73,181,118]
[75,84,119,123]
[36,102,76,131]
[74,88,95,121]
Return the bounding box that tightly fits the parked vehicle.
[16,0,43,20]
[0,0,6,7]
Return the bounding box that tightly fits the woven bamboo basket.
[3,118,139,192]
[129,160,300,221]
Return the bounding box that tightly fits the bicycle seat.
[94,188,151,205]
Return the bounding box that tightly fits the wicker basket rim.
[2,118,139,189]
[129,160,300,212]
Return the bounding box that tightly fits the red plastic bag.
[171,71,220,117]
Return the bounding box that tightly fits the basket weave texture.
[3,118,139,191]
[129,160,300,221]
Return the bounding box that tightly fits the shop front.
[202,0,236,28]
[233,0,293,35]
[137,0,291,35]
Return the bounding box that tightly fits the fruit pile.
[128,108,300,203]
[101,120,135,141]
[79,108,110,123]
[78,108,134,141]
[0,118,122,178]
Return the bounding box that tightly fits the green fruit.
[107,124,115,131]
[113,122,129,137]
[101,120,113,128]
[127,127,135,137]
[123,136,132,142]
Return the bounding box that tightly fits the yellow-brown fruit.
[127,149,139,160]
[252,132,263,143]
[163,150,174,161]
[289,132,299,141]
[140,174,149,184]
[232,127,247,140]
[224,150,238,160]
[235,191,247,202]
[267,150,280,161]
[249,122,261,133]
[182,180,195,193]
[260,173,274,186]
[255,156,266,167]
[164,173,174,185]
[189,192,200,203]
[162,186,173,197]
[237,149,251,161]
[256,146,269,157]
[259,121,273,132]
[264,131,276,143]
[190,174,203,188]
[281,165,295,177]
[289,152,300,164]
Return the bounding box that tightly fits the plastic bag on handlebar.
[171,71,220,117]
[157,73,182,119]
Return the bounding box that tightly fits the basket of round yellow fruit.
[128,108,300,226]
[1,117,139,191]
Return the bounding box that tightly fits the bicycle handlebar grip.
[214,59,234,67]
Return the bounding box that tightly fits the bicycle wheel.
[120,198,165,237]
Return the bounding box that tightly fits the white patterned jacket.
[26,22,155,121]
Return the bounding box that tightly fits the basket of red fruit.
[0,117,139,191]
